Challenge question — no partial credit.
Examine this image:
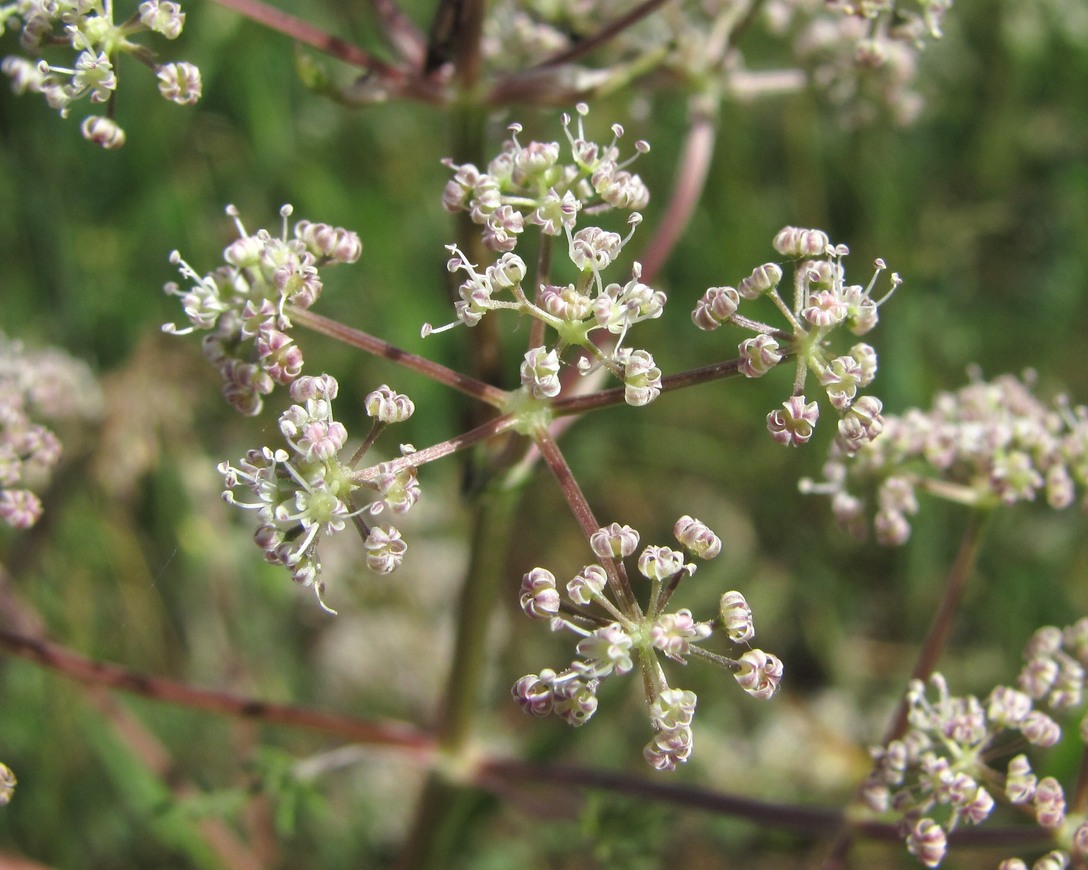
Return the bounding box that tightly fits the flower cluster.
[693,226,897,449]
[801,370,1088,545]
[0,762,14,806]
[864,620,1088,868]
[1,0,201,148]
[218,374,416,612]
[441,102,649,255]
[429,107,665,407]
[0,331,101,530]
[513,516,782,770]
[163,205,362,416]
[766,0,954,126]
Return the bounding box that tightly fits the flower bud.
[673,515,722,559]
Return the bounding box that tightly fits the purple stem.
[289,306,509,407]
[640,109,717,284]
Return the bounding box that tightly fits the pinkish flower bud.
[720,591,755,643]
[734,649,783,699]
[738,335,782,378]
[1005,754,1037,804]
[365,385,415,423]
[737,263,783,300]
[365,524,407,575]
[520,346,562,399]
[673,516,722,559]
[519,568,561,620]
[1034,776,1066,828]
[590,523,639,559]
[905,818,946,868]
[773,226,829,258]
[767,395,819,446]
[567,564,608,605]
[691,286,740,331]
[637,545,688,582]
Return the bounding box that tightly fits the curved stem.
[289,306,509,407]
[639,104,718,284]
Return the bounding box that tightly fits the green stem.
[395,477,526,869]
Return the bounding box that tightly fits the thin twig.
[533,426,639,615]
[350,411,520,481]
[639,107,717,283]
[530,0,677,70]
[549,356,748,416]
[210,0,404,78]
[474,758,1051,849]
[0,625,436,754]
[289,306,509,408]
[368,0,427,67]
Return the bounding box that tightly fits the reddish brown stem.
[368,0,426,67]
[0,626,435,755]
[474,758,1051,850]
[550,356,747,416]
[210,0,404,76]
[532,426,639,615]
[639,108,717,284]
[289,306,509,407]
[529,0,676,70]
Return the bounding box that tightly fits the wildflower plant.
[3,0,1088,867]
[514,517,781,770]
[0,0,201,147]
[802,370,1088,545]
[863,621,1088,868]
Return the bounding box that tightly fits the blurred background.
[1,0,1087,866]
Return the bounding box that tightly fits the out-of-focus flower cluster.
[480,0,952,125]
[219,374,416,613]
[513,516,782,770]
[0,332,101,530]
[1,0,201,148]
[431,106,666,407]
[865,620,1088,868]
[801,370,1088,545]
[693,226,898,449]
[765,0,954,125]
[164,204,362,416]
[0,762,14,806]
